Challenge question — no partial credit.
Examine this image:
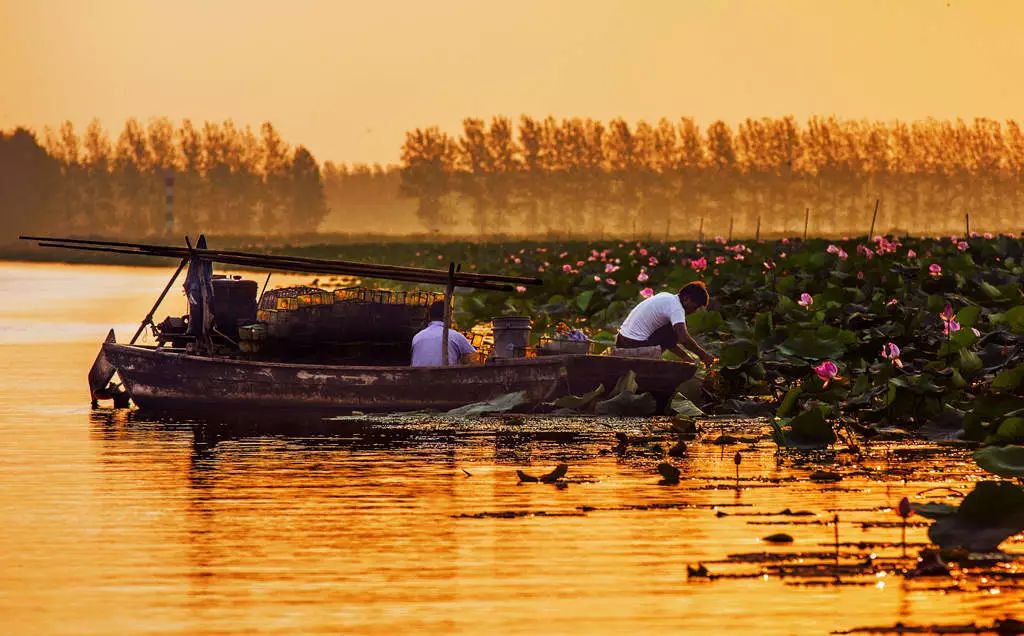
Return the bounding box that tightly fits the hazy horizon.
[3,0,1024,165]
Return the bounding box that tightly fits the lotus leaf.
[974,445,1024,478]
[448,391,529,416]
[594,390,657,416]
[719,339,758,369]
[988,417,1024,445]
[778,333,846,360]
[776,386,802,418]
[686,309,723,335]
[787,406,836,446]
[552,384,605,411]
[928,481,1024,551]
[993,364,1024,392]
[669,394,705,418]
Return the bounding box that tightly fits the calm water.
[0,262,1020,635]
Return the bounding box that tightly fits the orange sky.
[2,0,1022,165]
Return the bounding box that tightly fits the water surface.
[0,262,1019,635]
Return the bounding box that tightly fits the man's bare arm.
[674,323,714,365]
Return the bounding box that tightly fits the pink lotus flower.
[639,248,648,256]
[838,248,848,261]
[814,361,839,388]
[940,304,961,335]
[691,256,708,272]
[515,285,526,293]
[648,256,659,267]
[857,271,864,280]
[826,244,841,255]
[733,253,745,261]
[593,275,601,282]
[929,263,942,277]
[558,251,568,258]
[972,327,981,337]
[857,244,875,259]
[669,245,677,252]
[984,232,994,240]
[562,264,572,273]
[715,256,727,265]
[637,269,649,282]
[882,342,903,368]
[763,258,775,271]
[604,263,619,273]
[513,257,521,264]
[798,293,813,308]
[887,298,898,306]
[640,287,654,298]
[576,260,585,267]
[907,249,917,259]
[956,241,968,251]
[605,278,617,286]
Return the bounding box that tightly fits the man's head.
[678,281,710,314]
[428,300,446,321]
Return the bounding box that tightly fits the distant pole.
[441,262,456,366]
[755,216,761,242]
[163,170,175,236]
[728,217,734,242]
[868,198,880,239]
[965,213,971,238]
[803,208,810,241]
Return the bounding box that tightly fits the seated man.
[411,301,477,367]
[615,281,715,367]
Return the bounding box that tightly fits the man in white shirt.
[616,282,715,366]
[411,301,477,367]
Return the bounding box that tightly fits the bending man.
[615,281,715,366]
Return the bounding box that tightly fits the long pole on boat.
[441,262,455,366]
[20,236,539,289]
[130,257,189,345]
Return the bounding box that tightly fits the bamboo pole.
[21,236,540,287]
[965,213,970,238]
[755,216,761,242]
[803,208,809,241]
[441,262,455,366]
[28,239,530,291]
[728,217,734,242]
[868,199,880,239]
[130,257,188,344]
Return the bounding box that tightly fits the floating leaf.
[993,364,1024,392]
[928,481,1024,551]
[594,390,657,416]
[762,533,794,543]
[669,394,705,418]
[657,462,681,484]
[778,333,846,360]
[448,391,528,416]
[575,290,594,312]
[540,464,568,483]
[719,339,758,369]
[552,384,605,411]
[686,309,723,335]
[788,406,836,446]
[974,445,1024,478]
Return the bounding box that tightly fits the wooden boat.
[102,342,694,414]
[22,234,696,415]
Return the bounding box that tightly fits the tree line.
[4,115,1024,239]
[1,118,329,237]
[400,116,1024,237]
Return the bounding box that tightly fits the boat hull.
[103,343,695,414]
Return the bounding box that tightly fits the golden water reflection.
[0,263,1019,634]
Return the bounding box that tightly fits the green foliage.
[974,445,1024,478]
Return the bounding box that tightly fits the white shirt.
[618,292,686,340]
[411,321,477,367]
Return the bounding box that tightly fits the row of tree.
[2,118,328,237]
[400,116,1024,236]
[5,116,1024,239]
